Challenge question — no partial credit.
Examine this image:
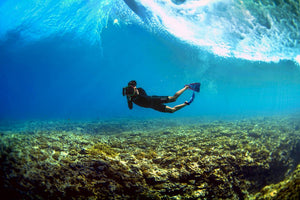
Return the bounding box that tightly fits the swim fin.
[185,92,195,105]
[186,82,200,92]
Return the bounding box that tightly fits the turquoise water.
[1,1,300,199]
[0,0,300,120]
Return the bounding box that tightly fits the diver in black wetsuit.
[122,80,192,113]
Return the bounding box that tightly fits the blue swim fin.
[185,92,195,105]
[186,83,200,92]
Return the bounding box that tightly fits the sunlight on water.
[0,0,127,44]
[0,0,300,120]
[0,0,299,63]
[295,55,300,66]
[132,0,300,63]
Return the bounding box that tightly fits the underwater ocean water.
[0,0,300,199]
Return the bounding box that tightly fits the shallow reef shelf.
[0,115,299,199]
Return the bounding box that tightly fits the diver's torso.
[132,88,152,108]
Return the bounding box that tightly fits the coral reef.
[250,164,300,200]
[0,115,299,199]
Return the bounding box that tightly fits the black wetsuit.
[127,88,170,112]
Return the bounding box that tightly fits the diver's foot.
[184,101,190,105]
[185,84,191,89]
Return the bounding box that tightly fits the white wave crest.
[129,0,300,63]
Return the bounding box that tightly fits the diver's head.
[128,80,137,87]
[123,80,137,97]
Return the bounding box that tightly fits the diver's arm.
[127,96,133,109]
[138,88,146,95]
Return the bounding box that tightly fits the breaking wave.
[127,0,300,63]
[0,0,299,63]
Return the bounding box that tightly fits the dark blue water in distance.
[1,0,300,121]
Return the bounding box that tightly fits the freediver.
[122,80,200,113]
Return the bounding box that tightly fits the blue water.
[1,0,300,121]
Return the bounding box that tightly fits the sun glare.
[295,55,300,66]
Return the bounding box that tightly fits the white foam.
[1,0,299,63]
[295,55,300,66]
[135,0,300,63]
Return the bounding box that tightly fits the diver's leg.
[165,103,187,113]
[168,86,189,102]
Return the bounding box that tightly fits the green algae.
[86,142,118,157]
